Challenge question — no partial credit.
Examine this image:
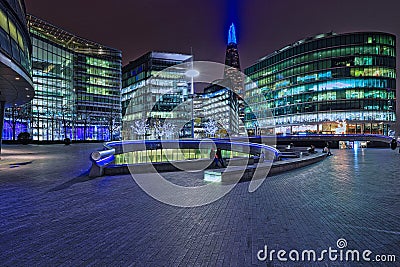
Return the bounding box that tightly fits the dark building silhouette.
[195,23,244,137]
[224,23,246,135]
[224,23,243,97]
[225,23,241,71]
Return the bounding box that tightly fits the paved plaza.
[0,144,399,266]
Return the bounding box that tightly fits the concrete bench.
[204,171,222,182]
[89,148,115,177]
[203,161,274,184]
[203,153,327,184]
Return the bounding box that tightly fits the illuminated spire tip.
[228,23,237,45]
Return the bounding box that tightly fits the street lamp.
[387,99,393,135]
[185,69,200,139]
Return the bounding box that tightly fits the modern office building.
[2,15,122,141]
[0,0,34,149]
[122,51,193,140]
[200,82,239,137]
[244,32,396,136]
[192,96,205,137]
[192,23,243,138]
[224,23,242,96]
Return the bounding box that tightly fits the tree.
[204,118,219,137]
[29,103,40,141]
[60,105,74,140]
[153,120,176,140]
[153,120,164,139]
[77,109,92,140]
[7,106,29,140]
[162,122,176,139]
[105,107,121,141]
[131,119,149,140]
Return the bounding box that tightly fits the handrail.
[89,143,115,177]
[90,148,115,161]
[275,134,397,144]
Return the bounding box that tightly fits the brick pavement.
[0,144,399,266]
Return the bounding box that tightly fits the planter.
[64,138,71,146]
[17,132,31,145]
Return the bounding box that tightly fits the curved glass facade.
[0,0,31,75]
[2,15,121,141]
[28,34,74,141]
[0,0,33,150]
[244,32,396,135]
[26,15,122,141]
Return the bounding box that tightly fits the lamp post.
[185,69,199,139]
[387,99,392,135]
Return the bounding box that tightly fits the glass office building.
[244,32,396,135]
[224,23,242,97]
[224,23,245,135]
[73,51,122,141]
[122,52,192,140]
[5,15,122,141]
[0,0,34,147]
[198,83,239,137]
[194,23,242,138]
[28,23,74,141]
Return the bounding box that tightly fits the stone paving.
[0,144,399,266]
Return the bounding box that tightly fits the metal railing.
[275,134,398,144]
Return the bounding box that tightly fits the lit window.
[0,9,8,32]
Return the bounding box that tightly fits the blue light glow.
[96,155,115,167]
[354,142,359,150]
[228,23,237,44]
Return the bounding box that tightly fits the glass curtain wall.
[74,54,121,141]
[122,52,192,140]
[244,32,396,135]
[1,0,34,140]
[1,15,122,141]
[29,36,74,141]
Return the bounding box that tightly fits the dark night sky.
[25,0,400,69]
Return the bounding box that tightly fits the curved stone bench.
[89,139,281,177]
[206,153,328,184]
